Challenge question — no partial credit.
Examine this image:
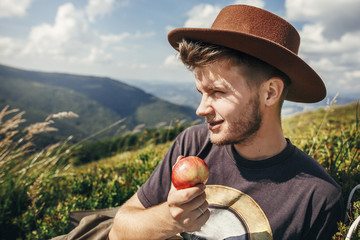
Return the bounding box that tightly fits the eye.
[213,90,225,95]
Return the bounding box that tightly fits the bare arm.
[108,183,209,240]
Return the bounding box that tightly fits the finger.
[172,184,206,205]
[172,155,185,170]
[189,198,209,219]
[176,155,185,162]
[195,200,209,219]
[187,207,210,232]
[198,207,210,225]
[182,191,206,212]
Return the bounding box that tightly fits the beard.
[209,93,262,146]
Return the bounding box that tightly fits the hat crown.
[211,5,300,54]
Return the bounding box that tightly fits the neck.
[233,117,286,161]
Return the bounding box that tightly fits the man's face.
[194,59,262,146]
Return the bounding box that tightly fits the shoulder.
[292,146,339,186]
[180,123,208,136]
[290,145,343,208]
[176,124,209,145]
[174,124,210,157]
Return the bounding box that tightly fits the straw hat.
[168,5,326,103]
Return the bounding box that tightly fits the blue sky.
[0,0,359,99]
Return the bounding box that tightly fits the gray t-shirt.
[138,124,344,240]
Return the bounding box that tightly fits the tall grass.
[0,106,77,239]
[0,105,169,239]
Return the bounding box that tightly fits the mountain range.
[0,64,200,142]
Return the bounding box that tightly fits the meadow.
[0,100,359,239]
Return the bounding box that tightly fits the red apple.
[171,156,209,190]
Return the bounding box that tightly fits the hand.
[167,183,209,233]
[167,156,210,233]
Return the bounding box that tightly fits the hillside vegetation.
[0,64,199,143]
[0,101,359,239]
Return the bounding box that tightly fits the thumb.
[176,155,185,163]
[172,155,184,170]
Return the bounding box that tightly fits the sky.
[0,0,359,99]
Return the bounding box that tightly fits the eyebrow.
[196,83,226,95]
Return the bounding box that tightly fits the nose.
[196,95,212,117]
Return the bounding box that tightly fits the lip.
[208,120,224,131]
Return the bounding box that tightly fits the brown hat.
[168,5,326,103]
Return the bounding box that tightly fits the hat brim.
[168,28,326,103]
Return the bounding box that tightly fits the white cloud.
[0,2,154,67]
[232,0,265,8]
[86,0,116,22]
[163,54,182,67]
[130,63,148,69]
[300,24,360,55]
[298,25,360,96]
[339,70,360,92]
[101,33,132,45]
[183,1,265,29]
[284,0,360,97]
[184,4,221,28]
[22,3,96,58]
[299,29,360,96]
[345,70,360,79]
[100,31,155,50]
[0,37,23,56]
[82,47,113,63]
[0,0,32,18]
[286,0,360,39]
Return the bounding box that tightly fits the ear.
[261,78,284,107]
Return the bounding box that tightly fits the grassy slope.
[283,102,358,137]
[0,64,200,141]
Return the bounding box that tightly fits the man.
[109,5,343,240]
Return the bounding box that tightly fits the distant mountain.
[281,95,358,117]
[127,79,201,110]
[0,64,200,142]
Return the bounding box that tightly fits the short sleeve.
[137,124,210,208]
[137,138,181,208]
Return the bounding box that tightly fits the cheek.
[213,97,241,119]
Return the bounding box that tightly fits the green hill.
[0,64,200,142]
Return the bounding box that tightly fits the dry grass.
[0,106,78,182]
